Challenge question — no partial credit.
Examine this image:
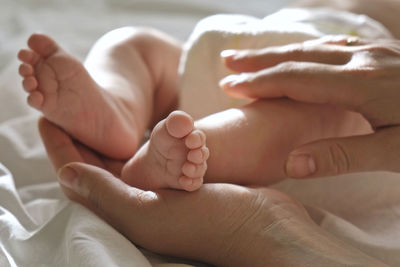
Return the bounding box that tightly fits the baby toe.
[28,33,58,58]
[179,176,203,192]
[182,162,207,178]
[185,130,206,149]
[22,76,38,92]
[19,63,34,77]
[27,91,44,109]
[187,146,209,164]
[166,111,194,138]
[18,49,39,65]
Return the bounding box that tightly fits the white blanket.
[1,0,400,266]
[178,10,400,266]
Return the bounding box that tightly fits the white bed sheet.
[1,0,400,266]
[1,0,293,266]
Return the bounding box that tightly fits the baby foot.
[122,111,209,192]
[17,33,139,159]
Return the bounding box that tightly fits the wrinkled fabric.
[1,0,400,266]
[179,9,400,266]
[179,8,391,119]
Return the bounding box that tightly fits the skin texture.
[39,118,387,266]
[18,33,141,159]
[18,31,371,190]
[121,110,209,192]
[20,0,400,264]
[220,36,400,178]
[18,29,182,159]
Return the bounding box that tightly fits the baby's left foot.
[122,111,209,192]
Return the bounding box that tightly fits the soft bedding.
[1,0,400,266]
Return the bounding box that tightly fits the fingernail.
[219,73,249,88]
[57,166,78,189]
[285,153,316,178]
[220,49,238,58]
[219,75,237,88]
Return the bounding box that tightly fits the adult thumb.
[57,162,143,218]
[285,127,400,178]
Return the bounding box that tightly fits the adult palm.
[38,117,385,266]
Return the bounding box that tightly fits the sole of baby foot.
[121,110,209,192]
[17,33,140,159]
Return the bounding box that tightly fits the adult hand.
[220,36,400,178]
[38,117,385,266]
[36,118,301,266]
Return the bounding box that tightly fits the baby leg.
[122,98,370,190]
[18,27,181,159]
[197,98,371,185]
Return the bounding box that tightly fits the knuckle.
[364,44,396,55]
[134,189,158,208]
[285,44,300,53]
[264,61,303,84]
[285,44,305,58]
[274,61,298,72]
[322,34,348,44]
[342,64,380,78]
[236,49,257,60]
[327,142,351,175]
[356,45,400,63]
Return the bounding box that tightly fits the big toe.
[28,33,59,58]
[165,111,194,139]
[151,111,193,159]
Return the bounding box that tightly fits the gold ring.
[345,36,359,46]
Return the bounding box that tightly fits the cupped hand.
[36,118,306,266]
[38,117,125,208]
[220,36,400,178]
[38,117,386,266]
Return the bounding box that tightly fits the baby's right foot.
[18,33,140,159]
[121,111,209,192]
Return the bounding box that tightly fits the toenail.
[192,134,201,146]
[202,147,209,159]
[199,131,206,143]
[58,166,78,189]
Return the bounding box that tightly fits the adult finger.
[221,43,352,72]
[38,117,108,169]
[56,162,261,266]
[38,118,105,204]
[39,118,141,217]
[38,117,84,169]
[305,35,364,47]
[220,62,362,108]
[57,162,151,229]
[285,126,400,178]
